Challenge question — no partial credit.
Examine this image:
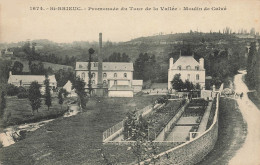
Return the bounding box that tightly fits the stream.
[0,104,80,147]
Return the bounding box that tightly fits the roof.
[132,80,143,86]
[8,75,56,84]
[108,85,133,91]
[75,62,134,71]
[171,56,204,70]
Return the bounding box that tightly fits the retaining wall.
[155,101,189,141]
[140,93,220,165]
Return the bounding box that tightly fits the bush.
[18,86,27,93]
[6,84,19,96]
[17,92,28,99]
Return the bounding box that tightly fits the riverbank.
[0,97,73,129]
[0,95,160,164]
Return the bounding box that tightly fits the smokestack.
[97,33,104,96]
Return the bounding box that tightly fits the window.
[19,80,22,86]
[103,73,107,78]
[177,66,181,70]
[79,64,83,68]
[124,73,127,78]
[186,65,191,70]
[187,74,190,80]
[114,80,117,85]
[81,72,85,79]
[92,80,95,84]
[195,66,199,70]
[114,73,117,78]
[196,74,199,80]
[94,63,97,67]
[92,73,95,78]
[103,80,107,84]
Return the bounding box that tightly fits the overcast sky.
[0,0,260,43]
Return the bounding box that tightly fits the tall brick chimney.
[96,33,104,96]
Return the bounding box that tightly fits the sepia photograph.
[0,0,260,164]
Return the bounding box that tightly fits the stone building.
[168,54,205,90]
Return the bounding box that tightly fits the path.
[229,71,260,165]
[198,70,260,165]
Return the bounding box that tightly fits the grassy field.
[198,98,247,165]
[0,96,72,128]
[0,95,175,165]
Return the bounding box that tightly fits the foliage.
[6,84,19,96]
[171,74,184,91]
[184,80,195,91]
[123,110,148,141]
[58,89,64,109]
[28,81,42,114]
[44,76,52,110]
[88,48,94,95]
[30,62,46,75]
[55,68,75,87]
[17,92,28,99]
[246,41,259,91]
[11,61,23,75]
[0,59,12,84]
[0,91,6,118]
[72,77,87,109]
[104,52,130,62]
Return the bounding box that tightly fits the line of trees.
[246,41,260,92]
[103,52,130,62]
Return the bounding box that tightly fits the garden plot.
[165,99,208,142]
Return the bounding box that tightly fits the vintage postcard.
[0,0,260,164]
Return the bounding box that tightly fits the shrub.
[18,86,27,93]
[17,92,28,99]
[6,84,19,96]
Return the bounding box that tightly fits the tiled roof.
[75,62,133,71]
[132,80,143,86]
[108,85,133,91]
[8,75,56,84]
[172,56,204,70]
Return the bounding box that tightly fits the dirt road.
[229,71,260,165]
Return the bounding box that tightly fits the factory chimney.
[96,33,104,96]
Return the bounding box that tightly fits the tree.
[88,48,95,96]
[28,81,42,115]
[184,80,194,91]
[171,74,184,92]
[73,77,87,109]
[44,75,52,110]
[11,61,23,75]
[0,91,6,118]
[58,89,64,110]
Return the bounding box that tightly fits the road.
[198,70,260,165]
[229,71,260,165]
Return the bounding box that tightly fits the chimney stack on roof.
[96,33,104,96]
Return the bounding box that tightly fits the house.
[168,54,205,90]
[8,72,57,93]
[75,62,135,97]
[63,80,77,97]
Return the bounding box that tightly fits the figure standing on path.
[240,92,243,99]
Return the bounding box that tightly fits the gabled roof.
[108,85,133,91]
[8,75,56,84]
[171,56,204,70]
[75,62,133,71]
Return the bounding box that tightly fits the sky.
[0,0,260,43]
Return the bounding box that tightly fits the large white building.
[75,62,140,97]
[168,55,205,90]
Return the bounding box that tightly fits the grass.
[0,95,168,165]
[198,98,247,165]
[247,92,260,110]
[0,96,72,128]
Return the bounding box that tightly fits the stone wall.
[140,93,220,165]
